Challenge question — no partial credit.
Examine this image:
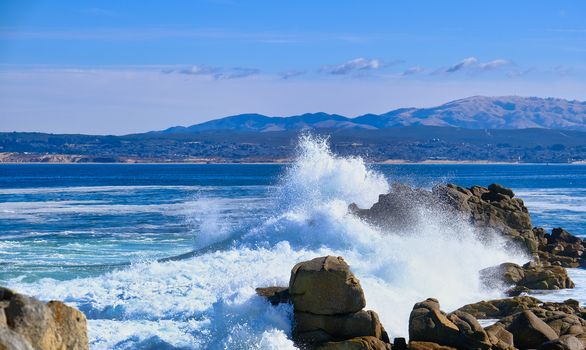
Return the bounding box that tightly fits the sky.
[1,0,585,135]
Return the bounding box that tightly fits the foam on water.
[8,135,528,349]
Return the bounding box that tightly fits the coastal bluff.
[0,287,88,350]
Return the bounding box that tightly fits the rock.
[351,183,537,254]
[255,286,290,305]
[4,293,57,350]
[458,296,542,319]
[315,336,391,350]
[46,301,89,350]
[408,341,457,350]
[552,228,583,245]
[484,324,515,350]
[506,310,558,349]
[393,337,408,350]
[409,298,490,350]
[505,286,531,297]
[289,256,365,315]
[0,286,88,350]
[488,184,515,198]
[521,264,574,290]
[293,310,385,344]
[0,328,34,350]
[539,335,585,350]
[289,257,391,349]
[480,262,574,290]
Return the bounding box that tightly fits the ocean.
[1,137,585,349]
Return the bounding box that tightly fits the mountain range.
[155,96,586,134]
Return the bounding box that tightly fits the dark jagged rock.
[351,183,537,254]
[393,337,408,350]
[535,227,586,268]
[0,286,88,350]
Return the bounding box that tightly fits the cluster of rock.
[533,228,586,268]
[481,262,574,293]
[258,255,586,350]
[0,287,88,350]
[351,182,585,291]
[258,255,392,349]
[458,296,586,349]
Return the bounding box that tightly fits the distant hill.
[154,96,586,133]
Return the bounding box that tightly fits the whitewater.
[5,135,565,349]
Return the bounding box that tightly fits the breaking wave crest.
[8,135,526,349]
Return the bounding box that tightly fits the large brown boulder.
[289,257,391,349]
[408,298,491,350]
[506,310,558,349]
[289,256,366,315]
[315,336,391,350]
[0,286,88,350]
[293,310,385,344]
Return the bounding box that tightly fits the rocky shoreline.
[259,184,586,349]
[2,183,585,349]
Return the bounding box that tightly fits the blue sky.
[1,0,585,134]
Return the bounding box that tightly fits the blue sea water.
[1,142,585,349]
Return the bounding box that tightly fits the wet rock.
[255,286,290,305]
[289,256,365,315]
[351,183,537,254]
[539,335,585,350]
[0,286,88,350]
[480,262,574,290]
[506,310,558,349]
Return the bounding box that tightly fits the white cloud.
[400,66,425,76]
[445,57,478,73]
[478,59,511,70]
[443,57,512,74]
[162,65,259,79]
[162,65,220,76]
[321,58,382,75]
